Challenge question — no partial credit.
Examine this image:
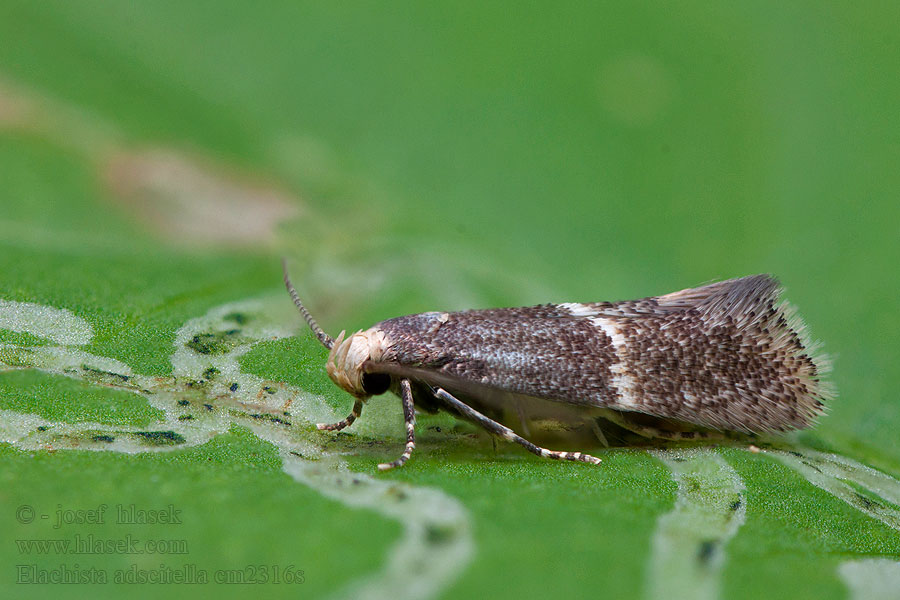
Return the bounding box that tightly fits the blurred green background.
[1,2,898,600]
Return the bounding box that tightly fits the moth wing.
[593,274,780,318]
[598,273,827,431]
[366,273,825,434]
[366,275,781,408]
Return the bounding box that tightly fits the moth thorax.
[326,328,389,398]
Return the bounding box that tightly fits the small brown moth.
[283,260,831,470]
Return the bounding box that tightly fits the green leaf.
[1,3,899,600]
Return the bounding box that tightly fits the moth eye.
[361,372,391,396]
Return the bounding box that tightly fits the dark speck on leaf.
[134,431,186,446]
[855,493,878,510]
[92,435,115,443]
[178,415,194,421]
[730,498,742,512]
[697,540,717,564]
[203,367,220,379]
[177,399,190,407]
[81,365,130,382]
[249,413,292,426]
[203,403,214,411]
[186,334,213,354]
[229,383,239,392]
[186,331,240,355]
[386,487,409,502]
[224,312,249,325]
[425,524,457,545]
[36,426,48,432]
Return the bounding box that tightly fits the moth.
[283,260,830,470]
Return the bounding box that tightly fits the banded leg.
[377,379,417,471]
[317,399,363,431]
[433,388,601,465]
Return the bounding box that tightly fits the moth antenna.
[281,258,335,350]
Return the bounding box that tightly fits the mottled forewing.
[372,305,620,407]
[598,276,827,431]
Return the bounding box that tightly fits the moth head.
[326,329,391,398]
[282,259,392,399]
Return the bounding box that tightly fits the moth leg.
[591,419,610,448]
[432,388,601,465]
[514,403,532,437]
[603,411,720,442]
[317,399,364,432]
[377,379,416,471]
[601,411,656,439]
